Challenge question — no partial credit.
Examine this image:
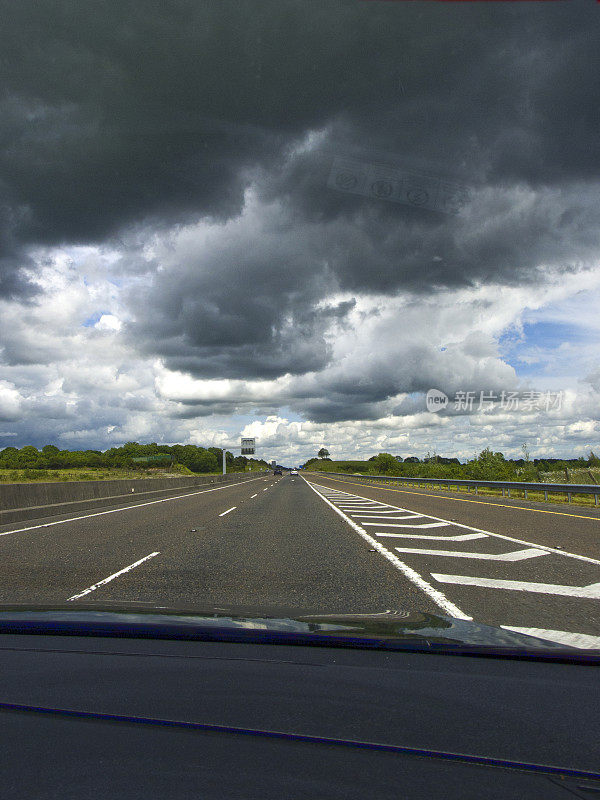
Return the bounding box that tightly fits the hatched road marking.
[308,480,600,567]
[500,626,600,650]
[376,532,488,541]
[303,479,472,620]
[431,574,600,598]
[313,474,600,523]
[306,477,600,644]
[362,521,449,529]
[394,546,549,561]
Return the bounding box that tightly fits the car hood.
[0,603,597,659]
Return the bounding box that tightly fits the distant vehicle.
[290,469,298,475]
[273,468,282,475]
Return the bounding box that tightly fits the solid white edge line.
[67,551,160,601]
[0,475,267,540]
[302,477,471,620]
[306,478,600,567]
[219,506,236,517]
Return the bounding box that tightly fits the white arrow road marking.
[431,574,600,598]
[500,626,600,650]
[363,521,449,529]
[376,532,488,541]
[395,547,549,561]
[68,552,160,601]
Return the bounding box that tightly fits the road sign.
[241,437,255,455]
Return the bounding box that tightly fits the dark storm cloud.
[3,0,599,267]
[2,0,600,424]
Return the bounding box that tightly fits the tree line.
[0,442,270,474]
[305,448,600,481]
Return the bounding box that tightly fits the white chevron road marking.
[500,626,600,649]
[305,478,600,567]
[357,513,423,519]
[431,574,600,597]
[363,521,449,529]
[395,547,549,561]
[375,532,488,541]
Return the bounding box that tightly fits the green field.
[303,460,373,474]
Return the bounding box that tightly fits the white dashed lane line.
[67,551,160,602]
[218,506,236,517]
[0,475,268,540]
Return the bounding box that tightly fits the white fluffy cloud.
[0,235,598,461]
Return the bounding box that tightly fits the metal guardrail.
[315,472,600,506]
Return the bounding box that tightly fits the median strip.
[67,552,160,601]
[0,475,267,540]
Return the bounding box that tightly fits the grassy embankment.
[304,460,600,508]
[0,464,264,483]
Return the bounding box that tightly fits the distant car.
[273,468,282,475]
[290,469,298,475]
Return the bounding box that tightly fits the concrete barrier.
[0,471,267,525]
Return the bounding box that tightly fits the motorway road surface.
[1,471,600,649]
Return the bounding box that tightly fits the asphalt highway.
[1,471,600,649]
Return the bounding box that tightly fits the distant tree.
[468,448,516,480]
[588,451,600,467]
[194,450,219,473]
[371,453,398,474]
[318,448,330,459]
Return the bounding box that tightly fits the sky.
[1,0,599,464]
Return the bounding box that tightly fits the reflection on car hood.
[0,603,598,660]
